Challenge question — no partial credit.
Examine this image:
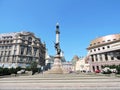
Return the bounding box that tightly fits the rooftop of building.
[88,33,120,49]
[0,31,35,40]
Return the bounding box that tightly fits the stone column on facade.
[3,51,5,57]
[36,49,39,57]
[102,54,106,62]
[16,56,18,65]
[32,47,34,56]
[24,47,27,55]
[9,56,13,63]
[93,55,96,62]
[97,54,101,62]
[99,65,102,71]
[16,45,21,63]
[114,57,117,61]
[94,65,97,71]
[17,45,21,56]
[113,52,117,61]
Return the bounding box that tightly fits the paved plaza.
[0,73,120,90]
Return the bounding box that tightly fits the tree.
[30,61,38,75]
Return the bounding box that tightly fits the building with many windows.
[0,31,46,68]
[87,34,120,72]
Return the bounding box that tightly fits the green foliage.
[9,68,17,74]
[25,66,31,71]
[30,61,38,75]
[0,67,3,75]
[31,61,37,69]
[3,68,11,75]
[102,69,112,74]
[0,67,23,76]
[109,65,116,69]
[102,64,120,74]
[116,65,120,74]
[16,67,22,71]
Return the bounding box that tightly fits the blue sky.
[0,0,120,61]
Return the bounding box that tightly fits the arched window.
[28,37,32,45]
[34,48,37,56]
[27,47,32,55]
[21,46,24,55]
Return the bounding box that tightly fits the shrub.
[102,65,120,74]
[9,68,17,74]
[3,68,11,75]
[101,67,112,74]
[0,67,3,76]
[30,61,38,75]
[116,65,120,74]
[25,66,31,71]
[16,67,22,71]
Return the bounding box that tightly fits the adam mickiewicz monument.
[45,23,63,74]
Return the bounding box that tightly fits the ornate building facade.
[0,32,46,68]
[87,34,120,72]
[71,55,90,72]
[75,57,90,72]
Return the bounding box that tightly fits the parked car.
[95,70,100,73]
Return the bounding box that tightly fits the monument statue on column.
[54,23,61,55]
[44,23,63,74]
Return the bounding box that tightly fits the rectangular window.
[7,57,9,62]
[97,66,99,70]
[95,55,98,61]
[5,51,7,56]
[111,57,114,60]
[21,46,24,55]
[8,51,11,56]
[1,51,3,56]
[92,66,95,72]
[14,45,17,49]
[5,46,7,49]
[91,55,94,62]
[14,50,16,55]
[105,53,108,61]
[9,46,12,49]
[100,54,102,61]
[34,48,37,56]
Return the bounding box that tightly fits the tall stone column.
[17,45,21,55]
[31,47,34,56]
[93,55,96,62]
[44,23,64,74]
[102,54,106,62]
[24,47,27,55]
[97,54,100,62]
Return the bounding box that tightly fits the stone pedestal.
[44,55,63,74]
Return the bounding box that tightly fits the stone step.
[0,73,120,90]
